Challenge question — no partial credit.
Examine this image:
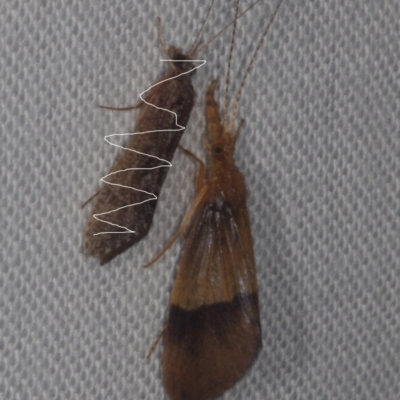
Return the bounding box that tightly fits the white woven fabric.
[1,0,399,399]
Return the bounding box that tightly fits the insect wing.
[84,72,195,265]
[163,193,261,400]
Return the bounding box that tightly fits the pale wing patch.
[170,196,258,310]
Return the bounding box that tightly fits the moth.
[145,1,285,398]
[83,0,262,265]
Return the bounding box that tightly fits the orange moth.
[145,0,285,398]
[83,0,263,265]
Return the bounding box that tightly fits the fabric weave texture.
[1,0,399,399]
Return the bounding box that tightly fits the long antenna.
[224,0,240,128]
[229,0,284,133]
[194,0,263,56]
[188,0,216,56]
[156,17,169,58]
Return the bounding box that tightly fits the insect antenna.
[156,17,169,58]
[187,0,216,56]
[224,0,240,128]
[194,0,263,56]
[229,0,285,134]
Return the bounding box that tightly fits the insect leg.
[97,103,143,111]
[146,326,166,359]
[178,145,205,193]
[143,184,209,269]
[81,190,100,209]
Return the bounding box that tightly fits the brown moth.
[83,0,262,266]
[144,0,285,398]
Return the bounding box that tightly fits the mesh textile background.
[1,0,399,399]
